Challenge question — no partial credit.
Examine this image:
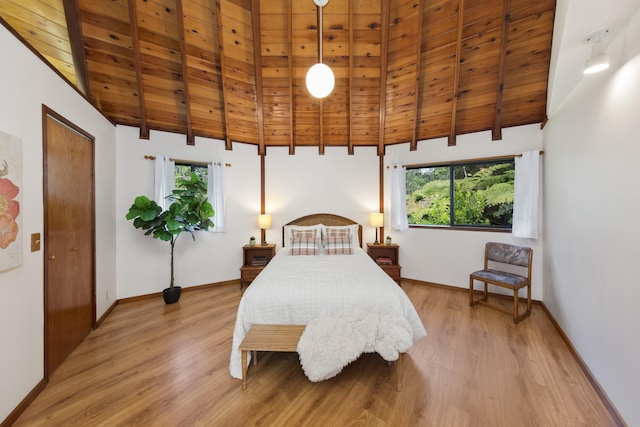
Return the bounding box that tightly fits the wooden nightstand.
[367,243,401,285]
[240,244,276,289]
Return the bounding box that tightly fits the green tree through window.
[174,163,209,197]
[406,159,514,228]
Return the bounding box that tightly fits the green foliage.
[174,164,208,185]
[453,181,486,225]
[407,161,514,227]
[125,173,215,289]
[407,179,450,225]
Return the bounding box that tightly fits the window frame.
[173,161,209,188]
[405,155,516,233]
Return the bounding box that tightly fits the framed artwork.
[0,130,22,273]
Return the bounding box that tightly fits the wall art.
[0,130,23,273]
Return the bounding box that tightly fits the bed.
[229,213,426,381]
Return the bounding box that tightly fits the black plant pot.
[163,286,182,304]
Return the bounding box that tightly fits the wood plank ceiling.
[0,0,556,154]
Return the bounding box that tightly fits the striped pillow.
[324,229,352,255]
[289,229,320,255]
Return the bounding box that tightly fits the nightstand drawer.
[379,264,401,284]
[240,266,263,283]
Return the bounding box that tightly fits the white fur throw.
[296,311,414,382]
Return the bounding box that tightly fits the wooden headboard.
[282,213,363,248]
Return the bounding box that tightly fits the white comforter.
[229,247,426,379]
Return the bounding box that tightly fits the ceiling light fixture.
[306,0,334,98]
[582,26,614,75]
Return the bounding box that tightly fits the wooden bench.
[238,324,402,391]
[239,324,306,390]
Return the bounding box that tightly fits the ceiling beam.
[215,0,232,150]
[319,97,325,155]
[448,0,465,147]
[492,0,512,141]
[127,0,149,140]
[410,0,426,152]
[62,0,88,97]
[377,0,390,156]
[347,0,354,156]
[251,0,266,156]
[314,3,325,156]
[175,0,194,146]
[287,0,295,155]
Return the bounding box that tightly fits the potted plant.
[249,236,256,246]
[125,173,215,304]
[385,235,392,245]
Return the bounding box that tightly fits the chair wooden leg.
[513,289,519,323]
[469,278,474,306]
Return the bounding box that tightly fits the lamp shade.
[370,212,384,227]
[258,214,272,230]
[306,63,335,98]
[583,53,610,74]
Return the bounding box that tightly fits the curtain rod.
[144,155,231,167]
[395,150,544,169]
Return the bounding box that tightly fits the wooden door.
[43,108,95,378]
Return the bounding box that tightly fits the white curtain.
[390,164,409,231]
[512,150,540,239]
[208,162,226,232]
[154,155,175,211]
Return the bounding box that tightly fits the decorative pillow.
[323,224,359,249]
[289,229,320,255]
[284,224,325,247]
[324,230,353,255]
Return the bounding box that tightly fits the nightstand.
[367,243,401,285]
[240,244,276,289]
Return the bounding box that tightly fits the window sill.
[408,224,512,233]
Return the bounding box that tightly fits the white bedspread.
[229,247,426,379]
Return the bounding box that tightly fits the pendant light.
[306,0,335,98]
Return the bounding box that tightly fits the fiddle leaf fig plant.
[125,172,214,291]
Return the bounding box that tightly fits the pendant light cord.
[318,3,323,65]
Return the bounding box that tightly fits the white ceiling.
[547,0,640,116]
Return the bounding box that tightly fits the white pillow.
[322,224,359,248]
[283,224,325,248]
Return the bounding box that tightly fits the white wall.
[0,26,117,422]
[115,126,261,298]
[543,9,640,425]
[385,125,544,299]
[265,146,380,246]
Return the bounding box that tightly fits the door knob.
[48,255,56,260]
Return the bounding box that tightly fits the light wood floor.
[14,281,618,426]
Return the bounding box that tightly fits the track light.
[582,26,614,75]
[584,53,610,74]
[306,0,334,98]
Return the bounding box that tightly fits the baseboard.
[117,279,241,305]
[402,277,543,304]
[1,378,46,427]
[539,303,627,427]
[96,300,118,327]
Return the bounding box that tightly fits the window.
[172,163,209,202]
[174,162,208,187]
[406,158,515,229]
